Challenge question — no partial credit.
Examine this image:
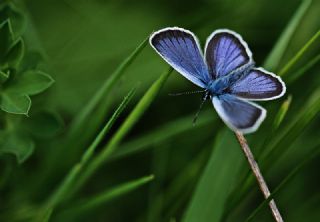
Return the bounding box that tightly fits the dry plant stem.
[235,131,284,222]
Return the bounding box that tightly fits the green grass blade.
[261,88,320,166]
[286,53,320,84]
[110,110,216,160]
[70,67,173,198]
[279,29,320,76]
[263,0,312,71]
[66,37,148,147]
[272,95,292,130]
[71,175,154,213]
[37,88,136,221]
[183,129,243,222]
[162,143,212,221]
[245,144,320,222]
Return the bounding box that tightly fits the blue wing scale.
[150,28,210,88]
[230,68,286,100]
[205,30,253,79]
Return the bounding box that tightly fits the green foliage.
[0,92,31,115]
[272,95,292,130]
[263,0,312,71]
[0,0,319,222]
[42,88,136,219]
[8,70,54,95]
[67,174,154,214]
[184,130,243,222]
[0,131,34,163]
[0,4,55,163]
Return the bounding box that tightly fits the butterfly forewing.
[150,28,210,88]
[205,30,253,79]
[230,68,286,100]
[212,94,266,134]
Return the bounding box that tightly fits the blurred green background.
[0,0,319,221]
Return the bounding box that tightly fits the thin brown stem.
[235,131,283,222]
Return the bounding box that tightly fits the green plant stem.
[279,30,320,76]
[68,67,173,199]
[38,89,136,221]
[235,132,283,222]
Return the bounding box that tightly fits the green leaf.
[5,37,24,68]
[0,3,26,36]
[183,130,243,222]
[0,19,14,61]
[0,93,31,115]
[0,132,35,164]
[23,111,64,138]
[263,0,312,71]
[70,175,154,213]
[8,70,54,95]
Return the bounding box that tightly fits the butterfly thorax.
[207,64,254,97]
[207,73,244,96]
[207,78,230,96]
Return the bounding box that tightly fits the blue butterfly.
[150,27,286,134]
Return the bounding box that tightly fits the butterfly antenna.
[193,98,207,126]
[169,90,206,96]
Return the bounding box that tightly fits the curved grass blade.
[67,175,154,214]
[69,67,173,199]
[183,129,243,222]
[110,110,216,161]
[272,95,292,130]
[279,29,320,76]
[261,88,320,166]
[263,0,312,71]
[286,53,320,84]
[37,88,136,221]
[245,143,320,222]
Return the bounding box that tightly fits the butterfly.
[149,27,286,134]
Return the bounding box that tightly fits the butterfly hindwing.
[230,68,286,100]
[205,29,253,79]
[150,27,210,88]
[212,94,266,134]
